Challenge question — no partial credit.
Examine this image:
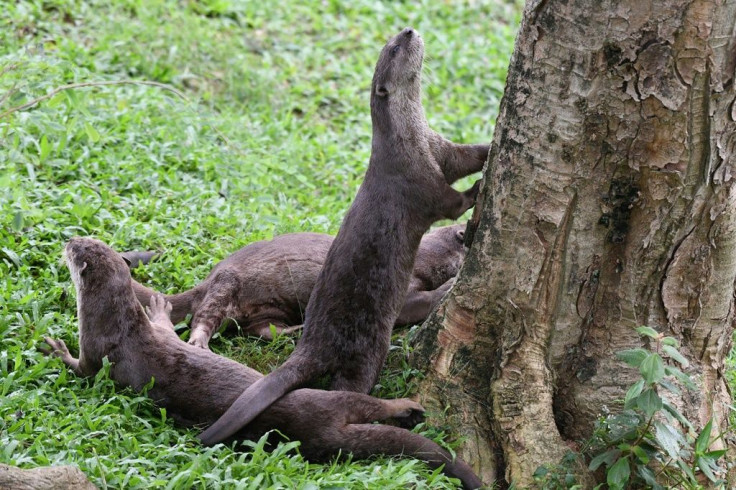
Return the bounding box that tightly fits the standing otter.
[42,237,482,489]
[199,27,489,445]
[130,224,466,346]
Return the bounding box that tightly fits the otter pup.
[130,224,466,347]
[42,237,482,490]
[199,27,489,445]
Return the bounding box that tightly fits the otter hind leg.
[329,358,384,394]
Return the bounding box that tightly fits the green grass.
[1,0,522,487]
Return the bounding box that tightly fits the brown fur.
[43,237,482,489]
[130,225,466,347]
[200,28,488,445]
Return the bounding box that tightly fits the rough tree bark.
[411,0,736,486]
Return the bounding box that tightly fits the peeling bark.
[411,0,736,486]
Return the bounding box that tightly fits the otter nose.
[403,28,415,38]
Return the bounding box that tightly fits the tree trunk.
[411,0,736,485]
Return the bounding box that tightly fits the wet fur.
[200,27,489,446]
[44,237,482,489]
[130,225,466,347]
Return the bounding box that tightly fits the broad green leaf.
[11,211,23,232]
[85,123,100,143]
[694,420,712,454]
[47,92,65,108]
[64,89,80,109]
[704,449,727,458]
[658,378,681,395]
[664,365,697,390]
[606,457,630,490]
[639,353,664,383]
[624,379,645,409]
[661,336,679,347]
[637,465,663,490]
[696,455,719,482]
[662,344,689,367]
[616,348,648,368]
[57,131,68,154]
[654,420,684,459]
[39,134,52,161]
[662,400,694,430]
[636,326,659,338]
[676,458,698,482]
[637,388,662,418]
[631,445,649,464]
[1,247,21,268]
[589,449,620,471]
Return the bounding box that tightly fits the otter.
[42,237,482,490]
[199,27,489,445]
[129,224,466,347]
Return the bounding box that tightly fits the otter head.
[65,237,132,299]
[438,223,467,259]
[371,27,424,102]
[425,224,467,271]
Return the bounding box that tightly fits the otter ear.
[455,229,465,242]
[375,85,389,97]
[121,255,131,267]
[79,261,88,276]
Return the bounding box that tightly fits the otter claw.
[388,398,426,428]
[146,295,173,322]
[187,332,211,350]
[42,337,70,357]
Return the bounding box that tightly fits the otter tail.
[130,278,195,324]
[199,355,314,445]
[340,424,482,490]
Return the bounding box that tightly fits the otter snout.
[402,27,415,38]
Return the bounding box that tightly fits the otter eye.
[390,45,400,56]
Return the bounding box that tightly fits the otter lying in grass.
[129,224,467,347]
[42,237,483,490]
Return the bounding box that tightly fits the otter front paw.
[40,337,79,370]
[460,180,481,211]
[390,399,426,429]
[40,337,71,358]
